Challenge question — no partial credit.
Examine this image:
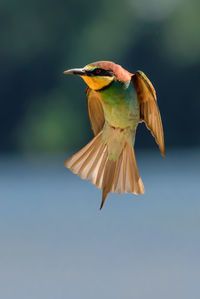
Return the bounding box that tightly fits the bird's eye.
[94,68,102,75]
[90,68,113,77]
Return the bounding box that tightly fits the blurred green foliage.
[1,0,200,153]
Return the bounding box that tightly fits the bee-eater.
[64,61,165,209]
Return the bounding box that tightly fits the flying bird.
[64,61,165,209]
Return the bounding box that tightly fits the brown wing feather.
[86,88,105,136]
[132,71,165,157]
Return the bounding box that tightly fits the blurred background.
[0,0,200,298]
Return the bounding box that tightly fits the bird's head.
[64,61,132,91]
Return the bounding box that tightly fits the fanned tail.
[64,131,144,210]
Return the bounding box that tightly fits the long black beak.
[63,68,86,76]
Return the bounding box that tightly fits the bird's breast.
[99,81,140,129]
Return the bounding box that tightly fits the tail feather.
[130,146,144,194]
[64,130,144,209]
[92,146,107,187]
[77,137,102,178]
[65,132,102,178]
[86,142,105,180]
[112,152,123,193]
[101,159,116,210]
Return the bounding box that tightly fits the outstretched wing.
[132,71,165,157]
[86,88,105,136]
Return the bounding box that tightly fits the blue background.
[1,149,199,298]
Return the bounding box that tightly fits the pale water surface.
[0,149,200,299]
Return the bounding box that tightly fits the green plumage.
[99,80,140,130]
[97,80,140,161]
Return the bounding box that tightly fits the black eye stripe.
[86,68,113,77]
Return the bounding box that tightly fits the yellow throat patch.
[81,75,114,90]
